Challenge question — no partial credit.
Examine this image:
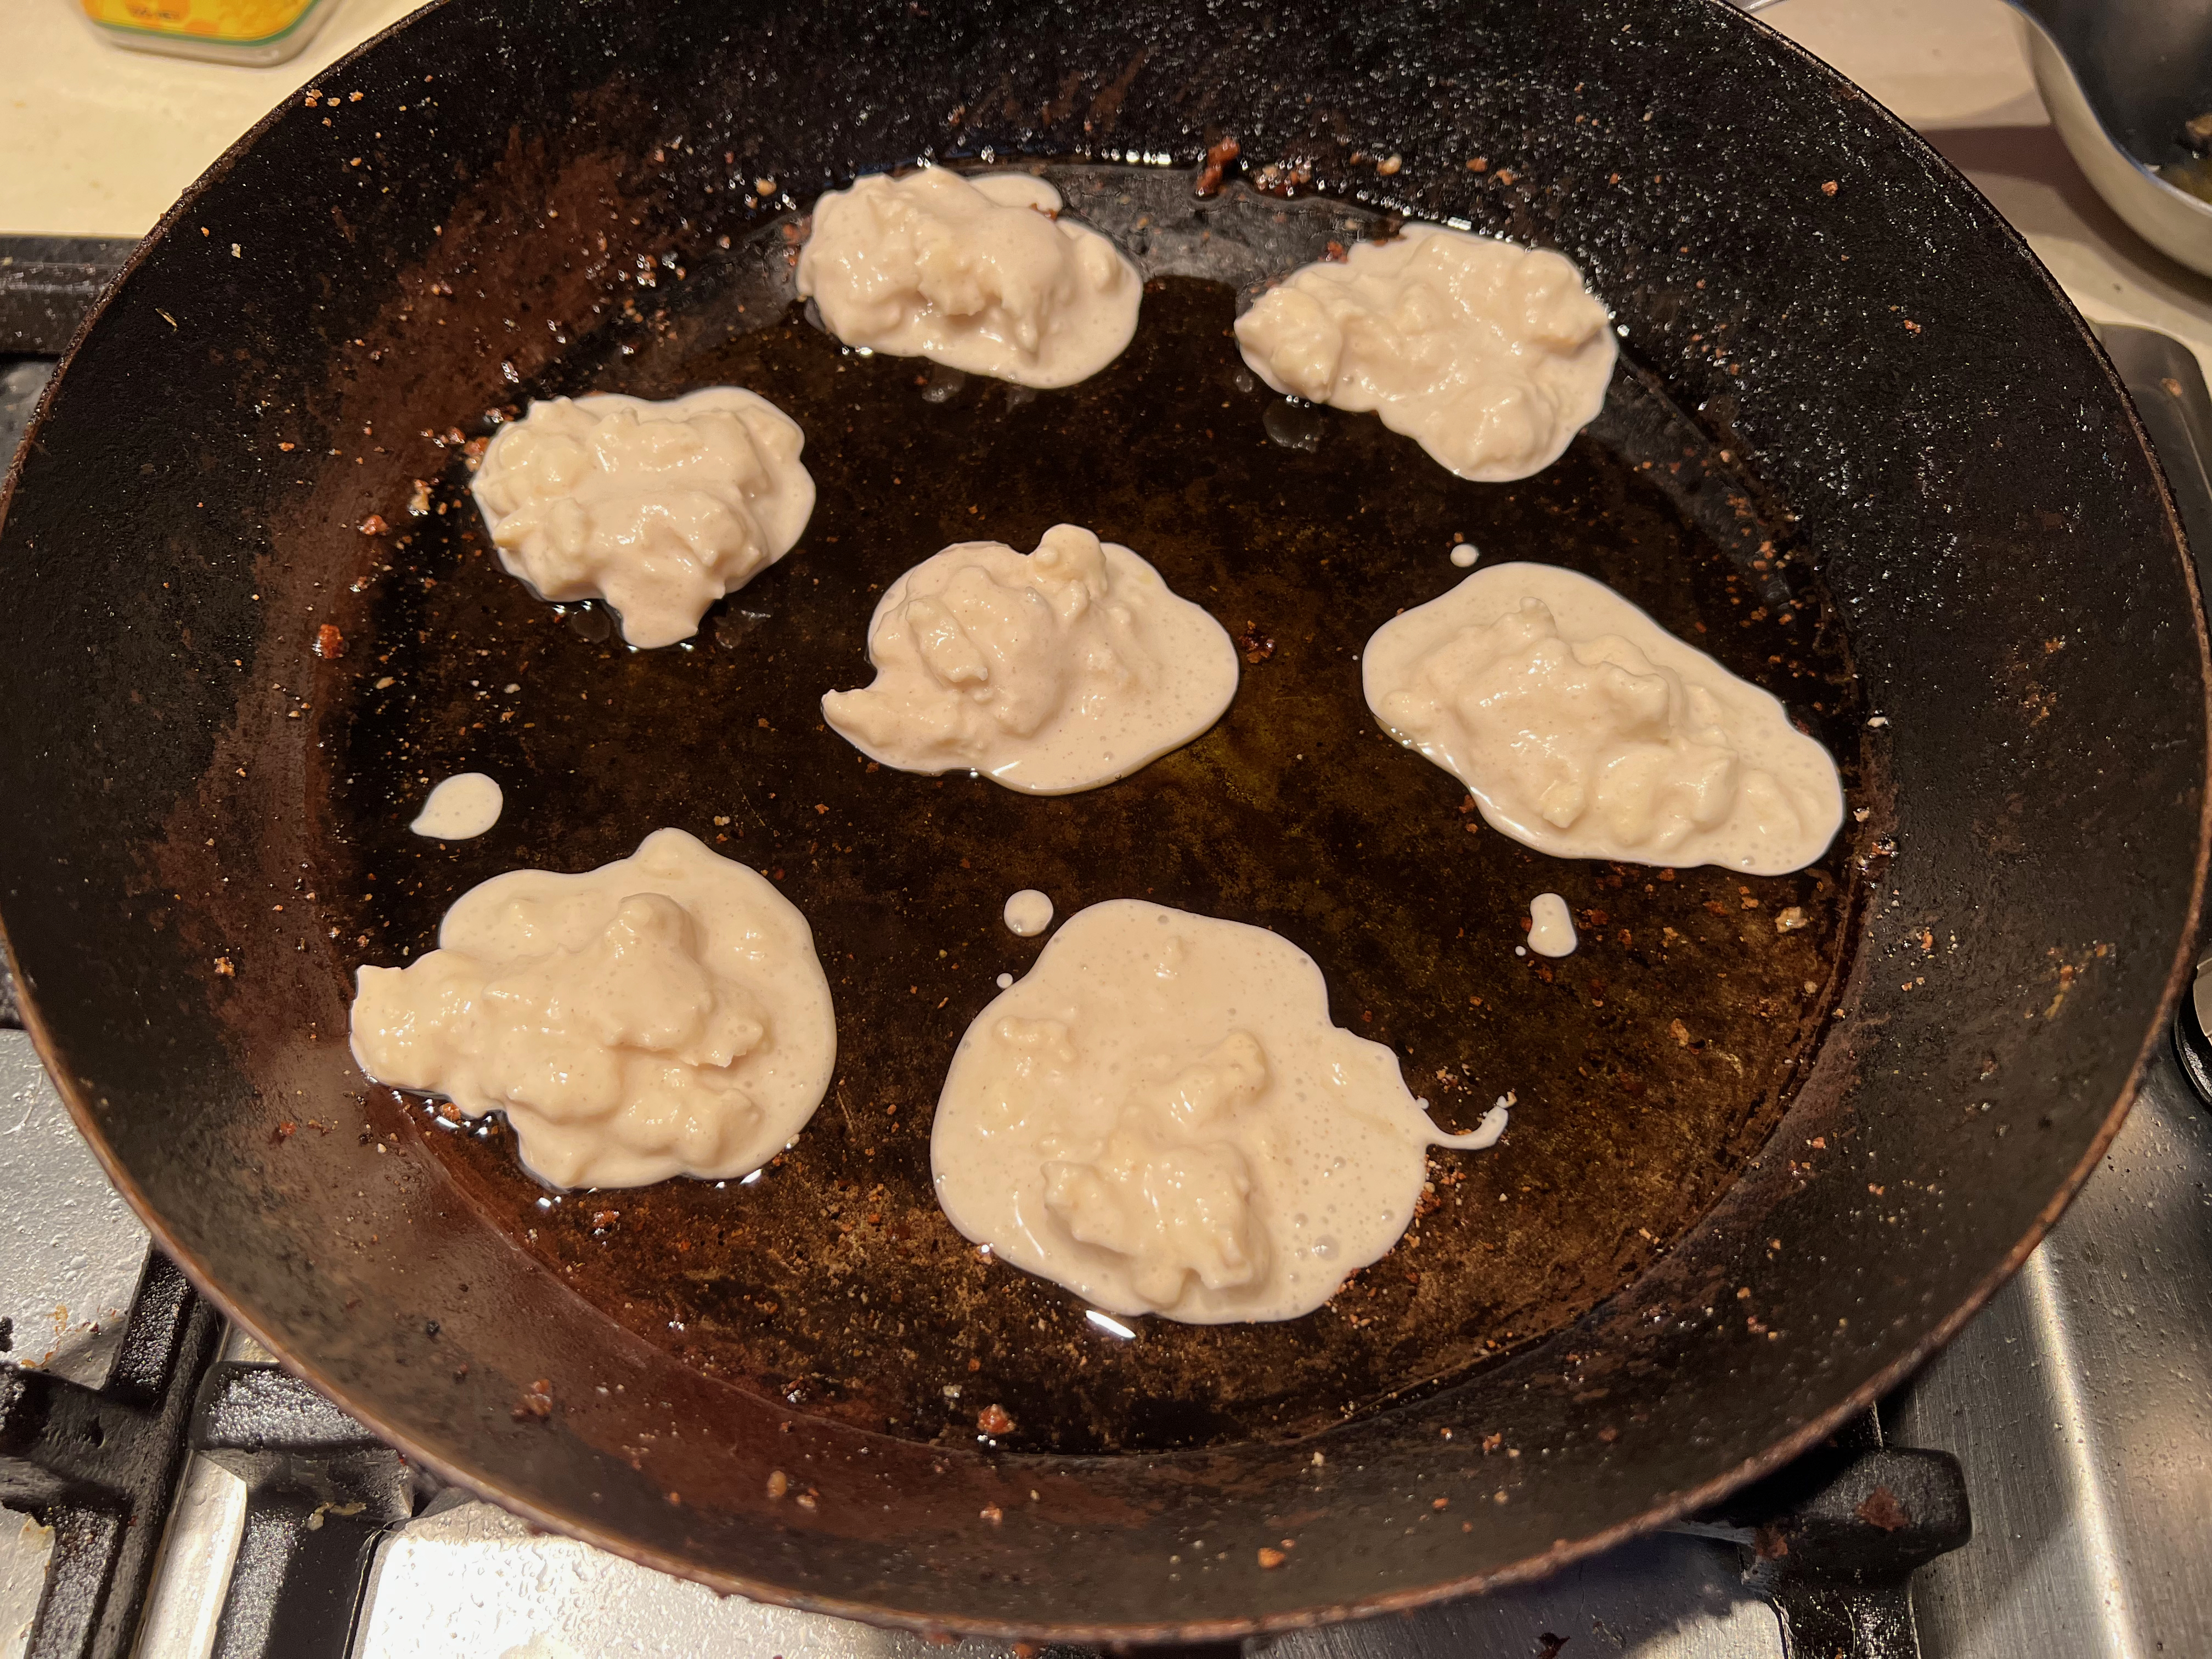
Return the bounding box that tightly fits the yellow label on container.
[80,0,318,44]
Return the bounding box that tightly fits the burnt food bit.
[1194,135,1240,198]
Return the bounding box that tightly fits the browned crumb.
[315,623,346,660]
[1195,135,1240,197]
[213,956,236,978]
[766,1470,789,1499]
[1855,1485,1909,1531]
[358,514,388,535]
[1257,1546,1286,1569]
[980,1504,1004,1524]
[1237,624,1276,664]
[512,1379,553,1421]
[977,1403,1016,1436]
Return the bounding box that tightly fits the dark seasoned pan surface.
[316,169,1862,1454]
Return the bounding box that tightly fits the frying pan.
[0,0,2204,1640]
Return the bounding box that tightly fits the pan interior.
[314,165,1862,1454]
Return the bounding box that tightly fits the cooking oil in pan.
[317,166,1865,1454]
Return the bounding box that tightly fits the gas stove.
[2,2,2210,1656]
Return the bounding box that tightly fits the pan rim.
[1,0,2207,1639]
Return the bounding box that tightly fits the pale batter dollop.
[1002,889,1054,936]
[822,524,1239,794]
[797,169,1140,388]
[469,387,815,650]
[349,828,835,1189]
[1527,893,1577,957]
[1363,563,1843,874]
[410,772,502,840]
[930,900,1504,1324]
[1234,225,1615,482]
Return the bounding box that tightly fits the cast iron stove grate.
[0,1259,1966,1659]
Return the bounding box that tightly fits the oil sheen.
[325,185,1859,1445]
[930,900,1506,1324]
